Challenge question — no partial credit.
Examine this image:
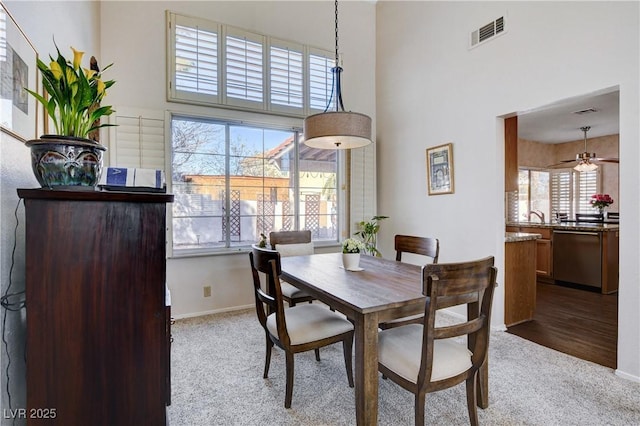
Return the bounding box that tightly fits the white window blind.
[110,111,165,170]
[269,39,303,111]
[225,29,264,107]
[167,12,333,116]
[576,171,597,213]
[309,52,335,111]
[168,12,220,105]
[551,170,572,216]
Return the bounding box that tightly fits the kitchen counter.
[505,231,541,242]
[506,221,619,232]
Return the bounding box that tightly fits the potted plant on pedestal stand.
[25,43,115,189]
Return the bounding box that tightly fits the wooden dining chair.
[249,246,354,408]
[269,230,316,307]
[378,257,497,426]
[575,213,604,222]
[378,235,440,330]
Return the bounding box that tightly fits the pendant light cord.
[334,0,339,65]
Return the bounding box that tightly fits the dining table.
[279,252,489,426]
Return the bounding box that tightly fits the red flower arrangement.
[590,193,614,210]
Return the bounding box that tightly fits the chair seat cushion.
[378,324,472,383]
[280,281,311,299]
[267,304,353,345]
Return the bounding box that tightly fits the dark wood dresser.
[18,189,173,425]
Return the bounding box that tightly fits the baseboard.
[172,304,253,320]
[615,369,640,383]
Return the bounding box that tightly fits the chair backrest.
[606,211,619,220]
[249,246,291,346]
[395,235,440,263]
[269,230,312,248]
[555,212,569,222]
[419,257,497,386]
[575,213,604,222]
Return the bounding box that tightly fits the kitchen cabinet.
[19,189,173,425]
[506,226,552,280]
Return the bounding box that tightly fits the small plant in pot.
[24,42,116,189]
[353,215,388,257]
[341,238,365,271]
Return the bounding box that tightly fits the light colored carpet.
[167,308,640,425]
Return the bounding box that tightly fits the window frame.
[166,110,344,257]
[166,11,334,117]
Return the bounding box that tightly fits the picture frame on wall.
[0,2,40,142]
[426,142,454,195]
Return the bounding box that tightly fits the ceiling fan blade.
[593,157,619,163]
[546,161,572,168]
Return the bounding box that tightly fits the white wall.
[376,2,639,381]
[1,1,100,420]
[99,1,377,318]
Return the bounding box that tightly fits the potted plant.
[353,215,389,257]
[590,193,614,215]
[342,238,365,271]
[24,42,116,189]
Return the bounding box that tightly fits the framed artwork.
[0,2,39,142]
[426,142,454,195]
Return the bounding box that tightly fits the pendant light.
[573,126,598,172]
[303,0,372,149]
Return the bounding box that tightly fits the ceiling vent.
[470,16,506,48]
[572,108,598,115]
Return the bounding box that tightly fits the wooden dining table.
[280,252,489,425]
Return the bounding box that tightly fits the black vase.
[25,135,107,189]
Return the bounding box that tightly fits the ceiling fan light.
[574,161,598,172]
[303,111,372,149]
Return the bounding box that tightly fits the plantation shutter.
[168,12,220,104]
[576,170,598,213]
[109,108,165,170]
[269,39,303,112]
[309,50,335,112]
[225,28,265,108]
[551,170,572,217]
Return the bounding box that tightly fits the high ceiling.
[517,90,619,144]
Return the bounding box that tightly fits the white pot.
[342,253,361,271]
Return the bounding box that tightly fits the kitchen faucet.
[528,210,545,223]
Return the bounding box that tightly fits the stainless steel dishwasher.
[553,230,602,288]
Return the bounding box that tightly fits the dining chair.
[606,211,619,220]
[249,246,354,408]
[378,235,440,330]
[575,213,604,222]
[378,256,497,426]
[269,230,315,307]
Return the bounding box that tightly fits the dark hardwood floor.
[507,281,618,369]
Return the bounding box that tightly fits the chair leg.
[263,335,273,379]
[466,374,479,426]
[284,352,295,408]
[342,335,354,388]
[314,348,321,361]
[415,391,426,426]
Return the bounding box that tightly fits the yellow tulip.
[96,79,106,96]
[83,68,97,79]
[50,61,63,80]
[71,47,84,70]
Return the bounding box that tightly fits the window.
[519,168,599,221]
[170,115,338,254]
[167,12,334,116]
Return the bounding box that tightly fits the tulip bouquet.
[590,193,614,210]
[25,43,115,139]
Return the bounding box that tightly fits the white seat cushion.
[267,304,353,345]
[378,324,472,383]
[275,242,314,257]
[279,281,310,299]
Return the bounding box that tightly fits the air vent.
[572,108,598,115]
[470,16,506,48]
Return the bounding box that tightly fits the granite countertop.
[506,221,619,232]
[505,232,541,242]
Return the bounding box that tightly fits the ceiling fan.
[547,126,619,171]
